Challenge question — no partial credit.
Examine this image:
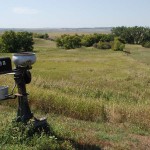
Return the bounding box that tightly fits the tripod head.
[12,52,36,85]
[0,52,36,74]
[12,52,36,68]
[0,52,36,100]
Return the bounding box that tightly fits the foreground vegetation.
[0,39,150,149]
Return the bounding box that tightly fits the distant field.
[0,27,112,35]
[0,39,150,149]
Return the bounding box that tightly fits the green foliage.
[112,26,150,45]
[1,31,34,53]
[1,31,18,53]
[0,37,3,51]
[100,34,114,42]
[56,33,114,49]
[95,41,111,49]
[142,41,150,48]
[81,34,96,47]
[17,32,34,52]
[112,37,125,51]
[56,34,81,49]
[33,33,49,39]
[81,34,114,47]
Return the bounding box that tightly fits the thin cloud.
[13,7,38,15]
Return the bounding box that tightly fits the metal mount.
[0,55,50,133]
[13,66,49,132]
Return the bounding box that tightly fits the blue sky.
[0,0,150,28]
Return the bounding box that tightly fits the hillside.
[0,39,150,149]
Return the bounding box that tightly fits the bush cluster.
[56,26,150,50]
[56,33,114,49]
[33,33,49,39]
[56,34,81,49]
[94,41,112,50]
[0,31,34,53]
[111,26,150,48]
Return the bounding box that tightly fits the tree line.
[111,26,150,47]
[56,26,150,50]
[0,26,150,53]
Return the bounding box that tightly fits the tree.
[1,31,18,52]
[1,31,34,53]
[111,26,150,45]
[17,32,34,52]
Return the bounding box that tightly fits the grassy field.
[0,39,150,149]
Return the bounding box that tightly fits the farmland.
[0,38,150,149]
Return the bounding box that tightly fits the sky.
[0,0,150,28]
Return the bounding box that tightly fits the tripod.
[14,66,32,123]
[14,65,49,133]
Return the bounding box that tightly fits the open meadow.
[0,38,150,149]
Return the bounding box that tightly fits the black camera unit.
[0,57,12,74]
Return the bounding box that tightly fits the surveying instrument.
[0,52,49,132]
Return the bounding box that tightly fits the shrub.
[93,43,98,48]
[56,34,81,49]
[96,41,111,49]
[100,34,114,42]
[56,37,63,48]
[81,34,114,47]
[142,41,150,48]
[112,37,125,51]
[81,35,95,47]
[33,33,49,39]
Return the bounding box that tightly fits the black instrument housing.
[0,57,12,74]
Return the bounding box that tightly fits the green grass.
[125,44,150,65]
[0,39,150,149]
